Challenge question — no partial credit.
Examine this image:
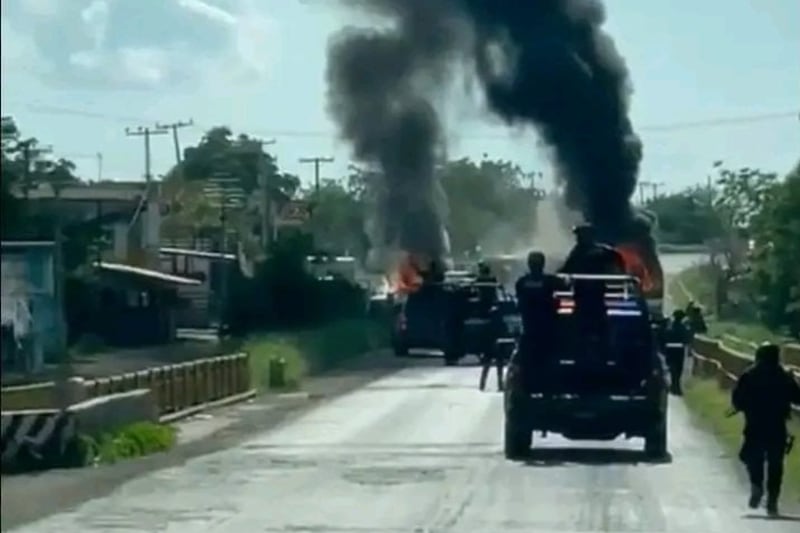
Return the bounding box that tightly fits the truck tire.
[644,415,668,459]
[504,418,531,460]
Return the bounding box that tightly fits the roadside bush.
[246,317,389,391]
[79,422,177,466]
[226,234,369,335]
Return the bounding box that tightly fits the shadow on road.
[743,513,800,522]
[521,447,673,466]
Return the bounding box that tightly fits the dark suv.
[392,274,521,366]
[503,274,668,459]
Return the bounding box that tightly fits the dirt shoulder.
[1,350,423,531]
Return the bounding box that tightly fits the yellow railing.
[2,353,252,415]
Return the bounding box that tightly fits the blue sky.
[1,0,798,195]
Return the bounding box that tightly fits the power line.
[7,101,799,138]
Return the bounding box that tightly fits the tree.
[749,162,800,336]
[707,164,779,316]
[644,187,720,245]
[161,126,301,254]
[303,179,368,258]
[439,157,540,256]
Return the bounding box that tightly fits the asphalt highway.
[11,252,799,532]
[12,363,798,532]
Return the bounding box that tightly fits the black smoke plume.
[326,0,466,262]
[458,0,643,242]
[328,0,653,266]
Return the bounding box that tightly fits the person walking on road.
[478,310,506,392]
[731,342,800,516]
[663,309,691,395]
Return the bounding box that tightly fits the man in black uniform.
[560,223,626,275]
[515,251,562,364]
[560,224,623,359]
[476,262,503,390]
[662,309,691,395]
[685,301,707,335]
[732,343,800,515]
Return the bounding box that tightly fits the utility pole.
[204,174,245,338]
[299,156,334,193]
[637,181,649,205]
[126,125,169,263]
[18,139,52,198]
[251,138,277,248]
[647,181,665,200]
[155,119,194,165]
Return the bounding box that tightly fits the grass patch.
[668,268,791,347]
[245,318,390,391]
[79,422,177,466]
[683,377,800,503]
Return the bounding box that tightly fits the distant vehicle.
[391,280,454,360]
[392,275,521,366]
[503,274,668,460]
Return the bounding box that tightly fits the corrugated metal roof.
[95,262,201,285]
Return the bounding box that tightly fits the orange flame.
[389,252,425,295]
[615,243,663,296]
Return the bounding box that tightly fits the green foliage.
[226,232,371,333]
[645,188,719,245]
[439,158,540,255]
[161,126,300,249]
[748,163,800,335]
[79,422,177,466]
[246,318,390,391]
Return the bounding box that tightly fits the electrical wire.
[3,101,798,140]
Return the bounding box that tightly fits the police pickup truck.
[392,272,521,366]
[503,274,668,459]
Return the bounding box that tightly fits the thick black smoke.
[328,0,648,260]
[326,0,466,261]
[459,0,643,241]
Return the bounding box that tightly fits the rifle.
[725,409,795,456]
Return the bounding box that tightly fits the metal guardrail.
[690,335,800,418]
[1,353,251,415]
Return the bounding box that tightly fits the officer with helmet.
[560,223,626,275]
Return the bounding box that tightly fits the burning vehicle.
[615,241,665,321]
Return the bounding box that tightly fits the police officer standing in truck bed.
[514,251,561,362]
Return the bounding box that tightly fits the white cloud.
[81,0,110,50]
[3,0,280,90]
[20,0,60,17]
[177,0,236,25]
[117,47,169,85]
[0,16,47,76]
[178,0,280,81]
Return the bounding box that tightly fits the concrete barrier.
[1,352,252,414]
[1,382,58,411]
[1,389,160,473]
[67,389,159,438]
[1,409,77,473]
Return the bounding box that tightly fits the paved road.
[12,363,798,532]
[12,251,799,532]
